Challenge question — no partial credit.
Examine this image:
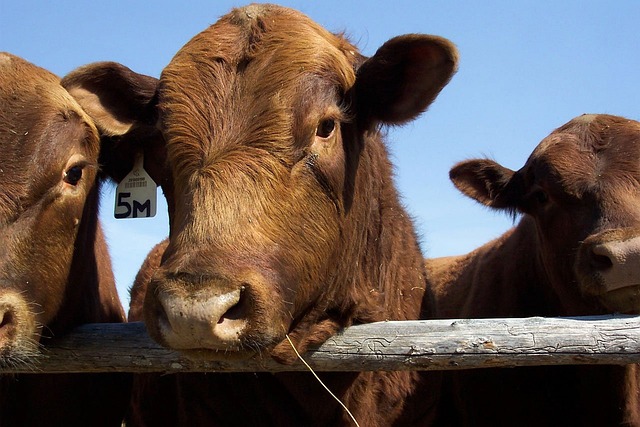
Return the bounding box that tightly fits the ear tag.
[114,153,157,219]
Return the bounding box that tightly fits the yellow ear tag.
[114,152,157,219]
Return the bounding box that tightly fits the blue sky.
[2,1,639,308]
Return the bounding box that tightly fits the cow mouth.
[175,346,258,362]
[0,341,41,369]
[598,285,640,314]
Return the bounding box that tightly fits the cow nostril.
[218,285,247,324]
[590,251,613,271]
[0,310,14,331]
[218,303,243,323]
[152,296,171,331]
[0,308,16,341]
[0,311,13,328]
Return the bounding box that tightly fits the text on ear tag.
[114,152,157,219]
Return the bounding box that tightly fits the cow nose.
[590,236,640,292]
[0,303,17,343]
[0,292,38,353]
[589,245,614,271]
[154,284,249,351]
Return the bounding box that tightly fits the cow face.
[450,114,640,314]
[0,53,101,364]
[62,4,457,360]
[151,6,457,359]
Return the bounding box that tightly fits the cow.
[428,114,640,426]
[0,53,131,426]
[61,4,458,426]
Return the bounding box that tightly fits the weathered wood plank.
[4,315,639,374]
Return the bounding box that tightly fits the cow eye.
[63,165,83,186]
[316,119,336,139]
[534,190,548,205]
[520,187,550,214]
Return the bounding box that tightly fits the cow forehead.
[0,53,100,212]
[162,5,357,93]
[535,114,640,159]
[1,53,98,140]
[158,5,357,162]
[526,114,640,194]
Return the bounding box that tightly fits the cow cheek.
[0,217,74,352]
[309,131,348,207]
[282,171,343,314]
[0,228,41,354]
[230,195,341,334]
[28,194,86,326]
[535,209,598,311]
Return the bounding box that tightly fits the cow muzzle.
[591,235,640,290]
[0,290,40,365]
[153,286,247,351]
[577,230,640,313]
[143,270,282,359]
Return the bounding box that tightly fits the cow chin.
[0,291,41,368]
[574,272,640,314]
[171,347,258,362]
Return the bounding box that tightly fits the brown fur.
[430,114,640,426]
[0,52,130,426]
[63,4,457,426]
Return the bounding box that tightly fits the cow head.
[0,53,109,365]
[450,114,640,314]
[62,4,458,361]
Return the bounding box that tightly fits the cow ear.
[450,159,522,210]
[353,34,458,126]
[61,62,166,185]
[63,62,174,222]
[62,62,158,137]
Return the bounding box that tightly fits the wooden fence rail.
[4,315,639,374]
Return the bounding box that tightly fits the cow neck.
[513,216,614,316]
[497,216,565,317]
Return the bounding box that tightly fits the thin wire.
[285,334,360,427]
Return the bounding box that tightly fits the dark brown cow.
[0,53,130,426]
[429,114,640,426]
[62,4,458,426]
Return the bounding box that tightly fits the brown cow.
[62,4,458,426]
[429,114,640,426]
[0,53,130,426]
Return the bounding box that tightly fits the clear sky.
[2,1,639,309]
